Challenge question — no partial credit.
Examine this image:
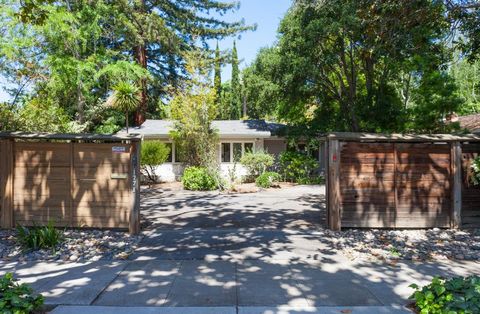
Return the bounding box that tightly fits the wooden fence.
[325,133,480,230]
[0,133,142,234]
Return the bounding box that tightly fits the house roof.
[326,132,480,142]
[123,119,286,139]
[457,113,480,133]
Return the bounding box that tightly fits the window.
[310,147,320,161]
[221,143,231,162]
[165,143,173,162]
[221,142,255,163]
[244,142,253,153]
[175,144,186,163]
[233,143,242,162]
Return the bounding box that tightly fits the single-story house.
[457,113,480,134]
[124,119,325,182]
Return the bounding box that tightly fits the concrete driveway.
[3,184,479,312]
[140,184,326,231]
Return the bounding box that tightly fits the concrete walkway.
[51,305,411,313]
[1,185,479,313]
[1,258,479,310]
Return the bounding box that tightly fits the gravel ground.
[0,229,143,262]
[327,228,480,262]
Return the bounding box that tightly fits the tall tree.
[230,40,241,119]
[170,50,219,169]
[255,0,460,132]
[1,0,252,131]
[214,42,222,106]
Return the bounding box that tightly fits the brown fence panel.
[461,143,480,228]
[72,143,131,229]
[338,141,452,228]
[13,142,71,226]
[0,140,13,228]
[339,142,396,227]
[395,143,451,228]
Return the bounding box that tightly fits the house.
[125,119,325,182]
[456,113,480,134]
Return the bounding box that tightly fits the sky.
[213,0,292,80]
[0,0,292,103]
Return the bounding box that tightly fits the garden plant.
[16,221,63,252]
[0,273,44,314]
[240,150,274,181]
[140,141,171,184]
[182,166,218,191]
[255,171,281,188]
[410,275,480,314]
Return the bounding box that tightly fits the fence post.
[1,139,14,229]
[451,141,462,228]
[129,140,141,234]
[328,139,341,231]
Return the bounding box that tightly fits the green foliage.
[106,82,140,132]
[296,176,325,185]
[17,98,74,133]
[170,51,219,170]
[0,0,251,130]
[0,103,18,131]
[240,151,275,179]
[244,0,464,133]
[450,56,480,114]
[182,166,218,191]
[230,41,242,119]
[242,47,283,119]
[140,141,171,184]
[214,43,222,106]
[409,276,480,314]
[0,273,44,314]
[16,221,63,252]
[279,151,318,183]
[255,171,281,188]
[470,156,480,186]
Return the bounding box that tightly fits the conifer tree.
[230,41,241,119]
[214,43,222,106]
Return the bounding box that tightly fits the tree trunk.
[133,0,147,126]
[242,95,247,117]
[134,44,147,126]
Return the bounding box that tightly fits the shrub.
[279,151,318,183]
[409,276,480,314]
[0,273,44,314]
[182,166,218,191]
[255,172,282,188]
[296,176,325,185]
[470,156,480,186]
[240,151,274,179]
[16,221,63,252]
[141,141,171,184]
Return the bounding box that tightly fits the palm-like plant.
[106,82,141,133]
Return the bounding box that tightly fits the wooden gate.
[461,143,480,227]
[0,133,141,234]
[338,142,451,228]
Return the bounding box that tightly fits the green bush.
[141,141,171,184]
[279,151,319,183]
[470,156,480,186]
[0,273,44,314]
[182,166,218,191]
[296,176,325,185]
[255,172,282,188]
[16,221,63,252]
[410,276,480,314]
[240,151,274,179]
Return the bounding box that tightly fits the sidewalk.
[1,258,478,310]
[51,305,411,313]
